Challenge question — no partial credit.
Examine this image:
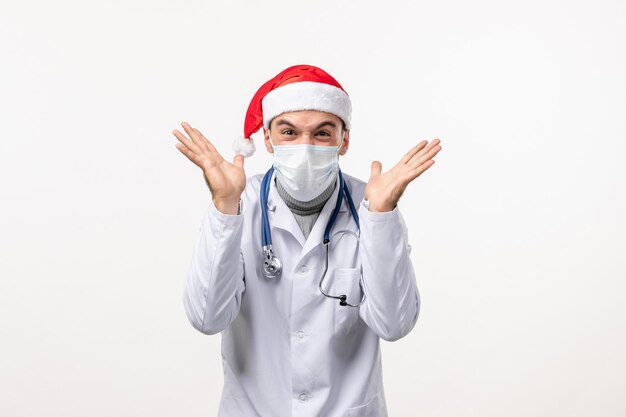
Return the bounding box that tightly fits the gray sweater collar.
[275,177,337,216]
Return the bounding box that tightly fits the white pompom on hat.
[233,64,352,157]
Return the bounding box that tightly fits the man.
[172,64,441,417]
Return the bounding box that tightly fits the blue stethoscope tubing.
[261,166,359,246]
[260,166,365,307]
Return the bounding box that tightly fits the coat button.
[298,265,308,274]
[296,331,305,340]
[298,393,310,402]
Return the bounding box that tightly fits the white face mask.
[270,134,343,202]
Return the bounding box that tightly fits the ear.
[263,127,274,154]
[339,128,350,156]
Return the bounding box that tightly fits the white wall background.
[1,0,624,416]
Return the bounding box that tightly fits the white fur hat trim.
[232,135,256,157]
[261,81,351,129]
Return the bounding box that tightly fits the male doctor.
[172,65,442,417]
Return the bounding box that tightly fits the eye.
[281,129,294,135]
[317,131,330,136]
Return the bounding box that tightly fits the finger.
[181,121,208,150]
[233,154,245,170]
[407,147,441,169]
[407,143,442,168]
[174,142,201,166]
[400,141,428,164]
[172,128,202,155]
[407,159,436,182]
[423,139,441,155]
[413,159,436,176]
[413,138,441,159]
[193,127,218,153]
[412,138,441,157]
[370,160,382,177]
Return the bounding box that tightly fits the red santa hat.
[233,64,352,157]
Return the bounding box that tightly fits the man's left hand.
[364,139,442,212]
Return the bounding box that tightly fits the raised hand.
[172,121,246,214]
[365,139,442,212]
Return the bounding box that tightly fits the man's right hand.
[173,121,246,215]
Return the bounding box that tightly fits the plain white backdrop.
[1,0,624,416]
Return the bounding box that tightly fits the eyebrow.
[273,119,338,130]
[274,119,296,128]
[314,121,337,130]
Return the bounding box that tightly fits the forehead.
[270,110,343,129]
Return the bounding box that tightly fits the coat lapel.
[266,174,306,248]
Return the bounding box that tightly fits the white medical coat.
[183,171,420,417]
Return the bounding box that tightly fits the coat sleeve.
[357,200,420,342]
[182,199,246,335]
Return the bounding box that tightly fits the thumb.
[233,154,245,169]
[370,160,382,178]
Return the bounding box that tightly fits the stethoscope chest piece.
[262,245,282,278]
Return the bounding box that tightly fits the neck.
[275,177,336,216]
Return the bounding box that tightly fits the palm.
[173,122,246,209]
[365,139,441,212]
[203,156,246,201]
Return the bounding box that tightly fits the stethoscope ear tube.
[260,167,274,248]
[318,243,366,308]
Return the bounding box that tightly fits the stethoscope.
[260,166,366,307]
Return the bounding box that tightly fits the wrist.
[368,204,396,212]
[366,198,396,212]
[213,197,240,215]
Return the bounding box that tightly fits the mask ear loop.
[337,130,347,156]
[267,130,276,152]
